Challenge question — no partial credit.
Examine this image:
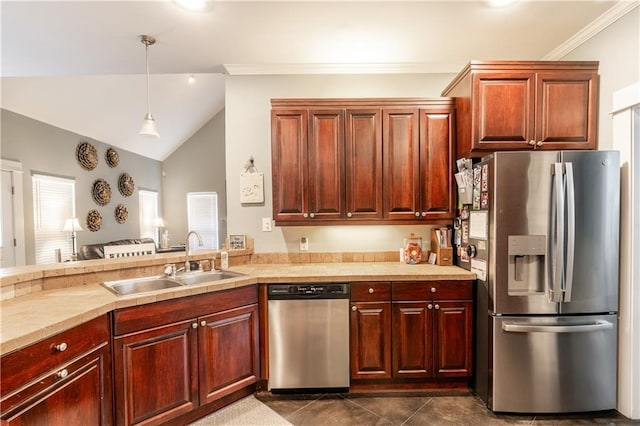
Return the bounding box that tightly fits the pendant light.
[139,34,159,138]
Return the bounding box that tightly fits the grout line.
[343,397,389,424]
[400,397,433,426]
[281,394,324,420]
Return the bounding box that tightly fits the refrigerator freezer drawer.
[490,314,617,413]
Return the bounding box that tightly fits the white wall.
[224,73,455,253]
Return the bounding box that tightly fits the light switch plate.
[262,217,272,232]
[300,237,309,251]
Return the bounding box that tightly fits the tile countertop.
[0,262,474,355]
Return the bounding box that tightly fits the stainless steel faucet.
[184,230,204,271]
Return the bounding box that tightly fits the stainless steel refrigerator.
[469,150,619,413]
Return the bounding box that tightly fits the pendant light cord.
[145,41,151,115]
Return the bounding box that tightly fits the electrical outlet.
[262,217,272,232]
[300,237,309,251]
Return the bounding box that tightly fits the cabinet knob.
[310,213,315,218]
[192,322,198,329]
[536,141,543,147]
[415,212,420,217]
[56,369,69,379]
[427,304,433,310]
[303,213,309,218]
[430,287,436,293]
[421,212,427,217]
[528,140,536,146]
[201,320,207,327]
[368,288,374,294]
[435,304,440,310]
[54,342,68,352]
[351,306,357,312]
[347,212,353,218]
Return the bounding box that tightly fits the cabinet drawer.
[392,281,472,301]
[0,315,110,394]
[351,282,391,301]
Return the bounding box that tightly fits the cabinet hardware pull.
[351,306,357,311]
[56,369,69,379]
[536,141,543,147]
[303,213,309,218]
[427,304,433,310]
[414,212,420,217]
[54,342,68,352]
[430,287,436,293]
[200,320,207,327]
[435,304,440,310]
[529,140,536,146]
[421,212,427,217]
[192,323,198,329]
[347,212,352,218]
[368,288,374,294]
[309,213,315,218]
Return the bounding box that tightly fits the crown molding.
[542,0,639,60]
[223,62,463,76]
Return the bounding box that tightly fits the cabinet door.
[113,319,198,426]
[271,109,308,221]
[345,109,383,220]
[392,302,432,378]
[535,71,597,150]
[472,72,536,151]
[419,109,455,220]
[199,304,259,406]
[433,301,473,377]
[350,301,391,379]
[383,108,420,220]
[308,109,345,220]
[1,345,112,426]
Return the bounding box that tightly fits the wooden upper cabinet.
[308,109,345,220]
[271,98,455,225]
[383,108,420,220]
[345,109,383,220]
[442,61,599,158]
[271,109,308,221]
[420,108,455,219]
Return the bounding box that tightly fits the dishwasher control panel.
[267,283,349,299]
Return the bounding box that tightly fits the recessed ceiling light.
[188,75,196,84]
[488,0,518,7]
[174,0,206,12]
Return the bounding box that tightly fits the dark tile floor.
[257,391,638,426]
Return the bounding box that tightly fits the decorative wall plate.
[86,209,102,232]
[118,173,135,197]
[115,204,128,224]
[76,141,98,170]
[105,148,119,168]
[92,178,112,206]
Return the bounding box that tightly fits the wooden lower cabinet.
[112,285,259,426]
[350,281,473,390]
[393,300,473,378]
[0,316,113,425]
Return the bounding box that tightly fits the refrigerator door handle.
[564,162,576,302]
[550,163,565,303]
[502,320,613,334]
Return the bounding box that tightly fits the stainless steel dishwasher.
[267,283,350,392]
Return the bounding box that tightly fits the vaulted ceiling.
[1,1,631,160]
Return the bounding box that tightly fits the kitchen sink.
[175,270,247,286]
[101,276,184,296]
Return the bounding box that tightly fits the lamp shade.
[63,217,83,232]
[139,113,159,138]
[154,217,165,227]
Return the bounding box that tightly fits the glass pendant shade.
[140,113,159,137]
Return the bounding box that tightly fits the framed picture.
[229,234,246,250]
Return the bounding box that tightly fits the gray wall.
[561,7,640,150]
[1,109,162,264]
[161,109,227,248]
[224,73,456,253]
